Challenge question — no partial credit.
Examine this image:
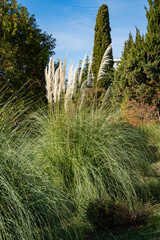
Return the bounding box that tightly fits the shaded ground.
[86,205,160,240]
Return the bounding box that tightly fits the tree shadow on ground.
[86,214,160,240]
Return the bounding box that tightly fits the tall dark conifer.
[112,0,160,108]
[92,4,113,88]
[143,0,160,106]
[122,32,134,60]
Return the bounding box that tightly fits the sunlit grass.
[33,105,154,214]
[0,93,159,239]
[0,100,79,240]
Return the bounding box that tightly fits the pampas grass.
[87,54,93,84]
[45,53,94,110]
[0,90,159,239]
[45,57,52,104]
[33,106,153,215]
[78,54,87,86]
[103,84,112,102]
[97,43,113,82]
[0,98,79,240]
[45,45,113,111]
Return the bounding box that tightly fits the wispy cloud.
[48,16,94,53]
[54,31,92,52]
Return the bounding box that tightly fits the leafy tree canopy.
[0,0,56,102]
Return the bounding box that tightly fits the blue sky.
[19,0,149,67]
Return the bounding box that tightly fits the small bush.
[120,99,159,126]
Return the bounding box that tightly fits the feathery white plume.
[54,67,60,103]
[103,84,111,103]
[71,67,78,97]
[87,53,93,84]
[78,53,87,85]
[62,55,67,93]
[79,91,86,111]
[97,44,113,82]
[45,57,52,104]
[58,59,63,101]
[51,57,55,100]
[65,62,74,99]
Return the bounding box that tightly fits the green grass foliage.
[0,97,159,239]
[0,101,78,240]
[33,107,154,212]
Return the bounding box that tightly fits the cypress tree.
[122,32,134,60]
[112,32,134,102]
[113,28,148,104]
[92,4,113,88]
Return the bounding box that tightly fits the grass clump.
[34,106,153,217]
[140,122,160,158]
[0,95,158,239]
[0,102,78,240]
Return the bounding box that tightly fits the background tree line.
[112,0,160,113]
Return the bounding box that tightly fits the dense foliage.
[92,4,113,88]
[1,94,160,239]
[112,0,160,111]
[0,0,56,101]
